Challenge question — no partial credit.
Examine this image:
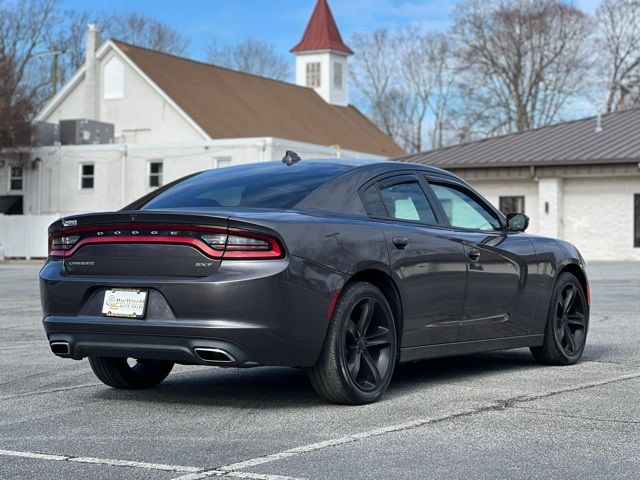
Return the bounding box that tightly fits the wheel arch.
[346,269,404,349]
[557,261,589,307]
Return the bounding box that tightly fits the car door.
[425,177,536,341]
[360,174,468,347]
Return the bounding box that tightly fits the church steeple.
[291,0,352,106]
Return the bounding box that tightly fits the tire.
[530,272,589,366]
[88,357,174,389]
[309,282,397,405]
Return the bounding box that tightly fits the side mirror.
[506,213,529,232]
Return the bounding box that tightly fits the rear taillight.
[48,224,283,260]
[202,230,282,259]
[49,235,80,256]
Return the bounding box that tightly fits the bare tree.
[350,28,456,153]
[595,0,640,111]
[206,37,289,81]
[47,9,190,93]
[397,28,456,151]
[0,0,58,145]
[452,0,591,139]
[350,30,400,141]
[104,11,189,56]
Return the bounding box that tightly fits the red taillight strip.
[50,236,224,259]
[49,225,285,260]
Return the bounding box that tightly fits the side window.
[149,161,163,188]
[80,163,95,190]
[431,183,501,231]
[379,181,437,224]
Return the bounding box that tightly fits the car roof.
[282,158,456,177]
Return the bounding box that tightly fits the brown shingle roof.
[398,108,640,168]
[113,40,403,157]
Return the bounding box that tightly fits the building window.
[149,161,163,188]
[306,62,321,88]
[9,166,23,191]
[635,194,640,248]
[333,62,343,89]
[80,164,94,189]
[104,57,124,99]
[216,157,232,169]
[499,196,525,215]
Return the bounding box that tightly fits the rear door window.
[378,181,437,224]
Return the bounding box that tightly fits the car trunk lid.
[49,211,229,277]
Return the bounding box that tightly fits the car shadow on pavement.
[88,348,542,408]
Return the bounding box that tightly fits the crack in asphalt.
[512,406,640,425]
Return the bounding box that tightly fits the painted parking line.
[0,448,304,480]
[172,368,640,480]
[0,448,201,473]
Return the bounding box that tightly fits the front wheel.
[530,272,589,365]
[308,282,397,405]
[89,357,174,389]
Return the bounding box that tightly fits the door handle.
[392,237,409,250]
[467,248,481,262]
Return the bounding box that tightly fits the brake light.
[48,224,283,260]
[48,235,80,255]
[202,230,283,259]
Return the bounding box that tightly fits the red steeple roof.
[291,0,353,55]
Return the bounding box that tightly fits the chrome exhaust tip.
[194,347,236,364]
[50,341,71,356]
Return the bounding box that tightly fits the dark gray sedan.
[40,158,589,404]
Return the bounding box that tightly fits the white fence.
[0,214,60,259]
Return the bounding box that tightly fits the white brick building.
[400,109,640,261]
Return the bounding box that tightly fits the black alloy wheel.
[531,272,589,365]
[309,282,397,404]
[553,283,587,357]
[343,297,395,392]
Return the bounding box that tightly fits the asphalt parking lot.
[0,262,638,480]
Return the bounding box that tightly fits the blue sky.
[60,0,603,62]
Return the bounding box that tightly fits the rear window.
[140,162,351,210]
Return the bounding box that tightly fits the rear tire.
[89,357,174,389]
[530,272,589,365]
[309,282,397,405]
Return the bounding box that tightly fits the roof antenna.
[595,109,603,133]
[282,150,301,166]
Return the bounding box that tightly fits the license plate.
[102,289,148,318]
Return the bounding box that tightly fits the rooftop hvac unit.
[60,119,115,145]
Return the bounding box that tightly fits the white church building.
[0,0,402,219]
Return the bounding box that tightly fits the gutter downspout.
[120,144,127,207]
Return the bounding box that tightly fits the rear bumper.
[45,331,260,367]
[40,256,346,367]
